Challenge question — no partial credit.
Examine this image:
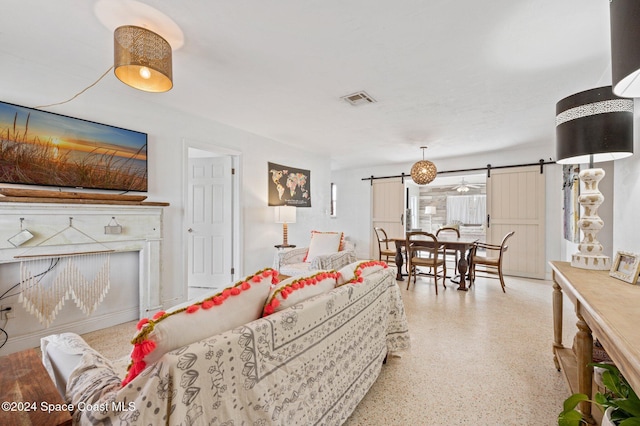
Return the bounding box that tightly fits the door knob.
[188,228,193,233]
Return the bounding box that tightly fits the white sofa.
[42,265,409,425]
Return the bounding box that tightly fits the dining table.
[391,234,478,291]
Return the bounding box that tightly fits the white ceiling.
[0,0,615,171]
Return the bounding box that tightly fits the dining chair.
[373,227,398,264]
[405,231,447,293]
[436,226,461,275]
[469,231,515,292]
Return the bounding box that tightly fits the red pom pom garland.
[343,261,388,285]
[136,318,149,330]
[262,270,341,317]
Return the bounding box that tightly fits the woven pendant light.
[114,25,173,93]
[410,146,437,185]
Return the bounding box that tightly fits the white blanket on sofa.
[46,268,409,425]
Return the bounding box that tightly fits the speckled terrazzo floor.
[343,274,577,426]
[83,274,578,426]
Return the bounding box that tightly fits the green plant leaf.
[563,393,590,412]
[559,393,591,426]
[595,392,608,403]
[591,363,620,375]
[558,409,586,426]
[603,370,625,396]
[619,417,640,426]
[617,399,640,418]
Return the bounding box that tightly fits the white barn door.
[486,165,546,279]
[371,178,405,259]
[187,156,233,288]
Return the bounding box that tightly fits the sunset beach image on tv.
[0,101,147,192]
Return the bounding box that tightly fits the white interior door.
[187,156,233,288]
[371,178,405,259]
[486,165,546,279]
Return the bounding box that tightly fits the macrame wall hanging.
[15,218,114,327]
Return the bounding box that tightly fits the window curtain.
[446,195,486,225]
[409,196,418,231]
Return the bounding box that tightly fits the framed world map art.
[268,162,311,207]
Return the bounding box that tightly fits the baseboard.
[0,307,138,355]
[162,295,185,307]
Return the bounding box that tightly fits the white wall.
[236,133,334,277]
[613,123,640,254]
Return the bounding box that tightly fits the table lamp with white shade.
[555,85,634,270]
[424,206,436,233]
[275,206,297,247]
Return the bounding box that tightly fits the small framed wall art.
[609,251,640,284]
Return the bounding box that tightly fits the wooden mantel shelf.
[0,196,169,206]
[0,188,169,206]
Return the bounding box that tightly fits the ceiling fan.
[451,178,482,193]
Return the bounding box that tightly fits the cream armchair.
[275,233,356,277]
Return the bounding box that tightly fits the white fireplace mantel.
[0,201,166,318]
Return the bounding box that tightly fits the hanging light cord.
[33,66,114,109]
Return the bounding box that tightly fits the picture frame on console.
[609,251,640,284]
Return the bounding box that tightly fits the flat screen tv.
[0,100,147,192]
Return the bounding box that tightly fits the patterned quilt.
[47,268,409,425]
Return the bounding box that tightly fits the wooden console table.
[550,261,640,424]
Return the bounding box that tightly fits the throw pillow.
[336,260,389,286]
[303,231,344,262]
[263,270,340,316]
[122,268,279,386]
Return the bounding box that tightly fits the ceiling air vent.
[341,91,376,106]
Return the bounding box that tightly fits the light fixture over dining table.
[410,146,437,185]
